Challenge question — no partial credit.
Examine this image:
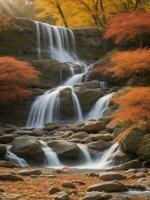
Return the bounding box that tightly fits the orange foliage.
[0,56,39,103]
[93,49,150,80]
[104,12,150,45]
[112,87,150,124]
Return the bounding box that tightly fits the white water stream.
[40,141,62,168]
[6,146,28,167]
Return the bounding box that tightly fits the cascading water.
[78,142,119,169]
[34,21,77,62]
[77,144,93,164]
[6,146,28,167]
[40,141,62,168]
[86,93,115,120]
[27,86,83,128]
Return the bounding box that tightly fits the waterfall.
[34,21,77,62]
[77,143,119,169]
[27,86,83,128]
[77,144,92,164]
[6,146,28,167]
[96,142,119,169]
[86,93,114,120]
[40,141,62,168]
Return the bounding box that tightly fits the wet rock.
[69,132,88,139]
[48,140,80,163]
[87,181,128,192]
[0,144,7,158]
[0,134,16,144]
[127,184,146,191]
[19,169,42,176]
[99,172,127,181]
[44,123,58,131]
[0,174,23,181]
[111,148,133,165]
[76,88,104,113]
[119,159,142,170]
[81,80,100,89]
[81,192,112,200]
[87,140,112,151]
[55,192,70,200]
[49,186,61,194]
[89,134,113,142]
[121,127,144,154]
[83,120,107,132]
[62,181,76,189]
[0,160,18,168]
[11,137,45,165]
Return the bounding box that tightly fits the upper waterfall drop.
[34,21,77,62]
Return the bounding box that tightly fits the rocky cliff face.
[0,18,112,62]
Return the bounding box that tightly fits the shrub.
[112,87,150,124]
[93,49,150,83]
[104,12,150,46]
[0,56,39,103]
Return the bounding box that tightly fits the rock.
[44,123,58,131]
[62,181,76,189]
[89,134,113,142]
[87,140,111,151]
[84,118,110,133]
[81,192,112,200]
[55,192,70,200]
[0,134,15,144]
[49,186,61,194]
[11,137,45,165]
[48,140,80,163]
[137,136,150,160]
[69,132,89,139]
[0,144,7,158]
[81,80,100,89]
[0,174,23,181]
[75,88,105,113]
[87,181,128,193]
[19,169,42,176]
[127,184,146,191]
[120,127,144,154]
[111,148,133,165]
[0,188,4,192]
[99,173,127,181]
[0,160,18,168]
[119,159,142,170]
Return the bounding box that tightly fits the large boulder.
[31,60,71,89]
[121,127,144,155]
[87,140,112,152]
[11,137,45,165]
[83,118,110,133]
[59,88,76,121]
[75,88,105,113]
[47,140,80,163]
[0,145,7,159]
[81,192,112,200]
[87,181,128,193]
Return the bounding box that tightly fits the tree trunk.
[56,3,69,28]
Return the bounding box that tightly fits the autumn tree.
[111,87,150,124]
[93,49,150,84]
[0,56,39,104]
[104,12,150,46]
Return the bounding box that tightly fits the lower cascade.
[6,146,28,167]
[77,144,93,164]
[6,142,119,170]
[86,92,115,120]
[40,141,62,168]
